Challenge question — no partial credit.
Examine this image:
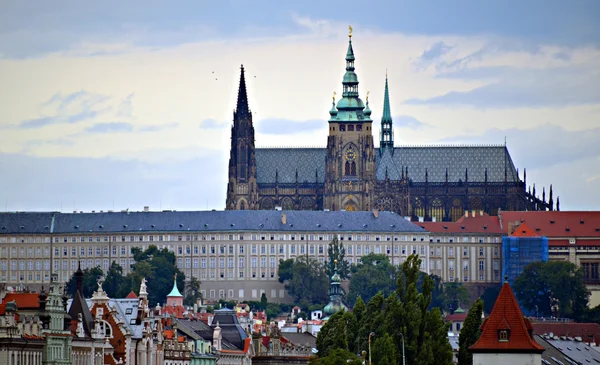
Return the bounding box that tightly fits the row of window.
[0,234,501,244]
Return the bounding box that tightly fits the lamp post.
[396,332,406,365]
[368,332,375,365]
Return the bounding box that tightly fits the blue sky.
[1,1,599,212]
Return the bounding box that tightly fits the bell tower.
[324,28,376,211]
[226,65,259,210]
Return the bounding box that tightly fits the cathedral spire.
[235,64,250,119]
[380,73,394,151]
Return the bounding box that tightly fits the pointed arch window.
[345,161,351,176]
[351,162,356,176]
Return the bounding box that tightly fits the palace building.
[225,30,554,221]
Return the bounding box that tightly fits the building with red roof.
[470,278,544,364]
[499,211,600,306]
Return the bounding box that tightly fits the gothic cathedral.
[225,31,555,221]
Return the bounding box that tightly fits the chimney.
[281,213,286,225]
[372,209,379,218]
[480,210,484,216]
[472,211,476,218]
[465,211,469,218]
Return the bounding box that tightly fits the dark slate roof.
[212,309,247,350]
[255,146,520,184]
[0,210,425,234]
[376,146,520,183]
[255,148,325,184]
[176,318,213,341]
[68,290,94,337]
[281,332,317,349]
[0,212,56,234]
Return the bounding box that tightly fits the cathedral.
[225,30,554,221]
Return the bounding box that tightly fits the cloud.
[255,119,325,135]
[200,119,227,129]
[139,123,178,132]
[394,115,429,130]
[0,151,227,212]
[414,41,453,70]
[442,124,600,170]
[85,122,133,133]
[17,90,130,129]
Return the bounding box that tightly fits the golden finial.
[366,91,370,102]
[334,259,338,264]
[332,91,336,101]
[174,273,177,280]
[348,25,353,38]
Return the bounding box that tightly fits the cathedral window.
[351,161,356,175]
[345,161,351,175]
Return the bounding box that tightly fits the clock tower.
[324,29,376,211]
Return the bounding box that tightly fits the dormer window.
[498,329,509,342]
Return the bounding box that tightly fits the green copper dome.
[328,34,372,124]
[167,277,183,297]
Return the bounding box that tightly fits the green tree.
[278,258,294,283]
[316,311,349,357]
[327,235,349,280]
[444,281,471,312]
[513,261,590,319]
[280,256,329,305]
[347,253,396,305]
[120,245,186,306]
[480,284,501,314]
[66,266,104,298]
[457,298,483,365]
[103,262,124,298]
[183,277,203,307]
[260,292,268,310]
[372,333,397,365]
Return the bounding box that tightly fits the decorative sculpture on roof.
[140,277,148,296]
[348,25,353,38]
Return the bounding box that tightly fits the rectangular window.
[251,258,257,268]
[261,257,266,268]
[449,247,454,256]
[209,258,215,268]
[449,260,454,271]
[463,260,469,271]
[479,247,484,257]
[463,247,468,256]
[238,258,245,268]
[479,260,484,271]
[219,258,225,268]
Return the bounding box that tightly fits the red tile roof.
[0,293,40,314]
[470,281,544,353]
[510,222,539,237]
[500,211,600,238]
[445,313,468,322]
[531,322,600,345]
[125,291,138,299]
[163,305,186,319]
[420,213,502,234]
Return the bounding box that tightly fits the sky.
[1,0,599,212]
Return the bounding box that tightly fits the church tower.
[324,28,376,211]
[379,74,394,154]
[226,65,259,210]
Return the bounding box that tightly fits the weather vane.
[348,25,353,38]
[366,91,370,102]
[332,91,336,101]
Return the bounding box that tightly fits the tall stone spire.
[380,74,394,151]
[235,64,250,120]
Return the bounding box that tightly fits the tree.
[278,258,294,283]
[184,277,203,307]
[314,254,453,365]
[327,235,349,280]
[457,298,483,365]
[480,284,501,314]
[66,266,104,298]
[372,333,396,365]
[120,245,186,306]
[347,253,396,305]
[104,262,124,298]
[260,292,268,310]
[443,281,470,312]
[279,256,329,305]
[513,261,590,319]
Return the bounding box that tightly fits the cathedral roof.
[1,210,426,234]
[254,145,519,185]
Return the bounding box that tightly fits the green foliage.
[314,254,453,365]
[443,281,470,312]
[261,293,268,308]
[372,333,397,365]
[327,235,350,280]
[278,256,329,305]
[104,262,124,298]
[184,277,203,307]
[347,253,396,305]
[66,266,104,298]
[119,245,186,306]
[480,284,501,314]
[278,258,294,283]
[458,298,483,365]
[513,261,590,319]
[308,348,362,365]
